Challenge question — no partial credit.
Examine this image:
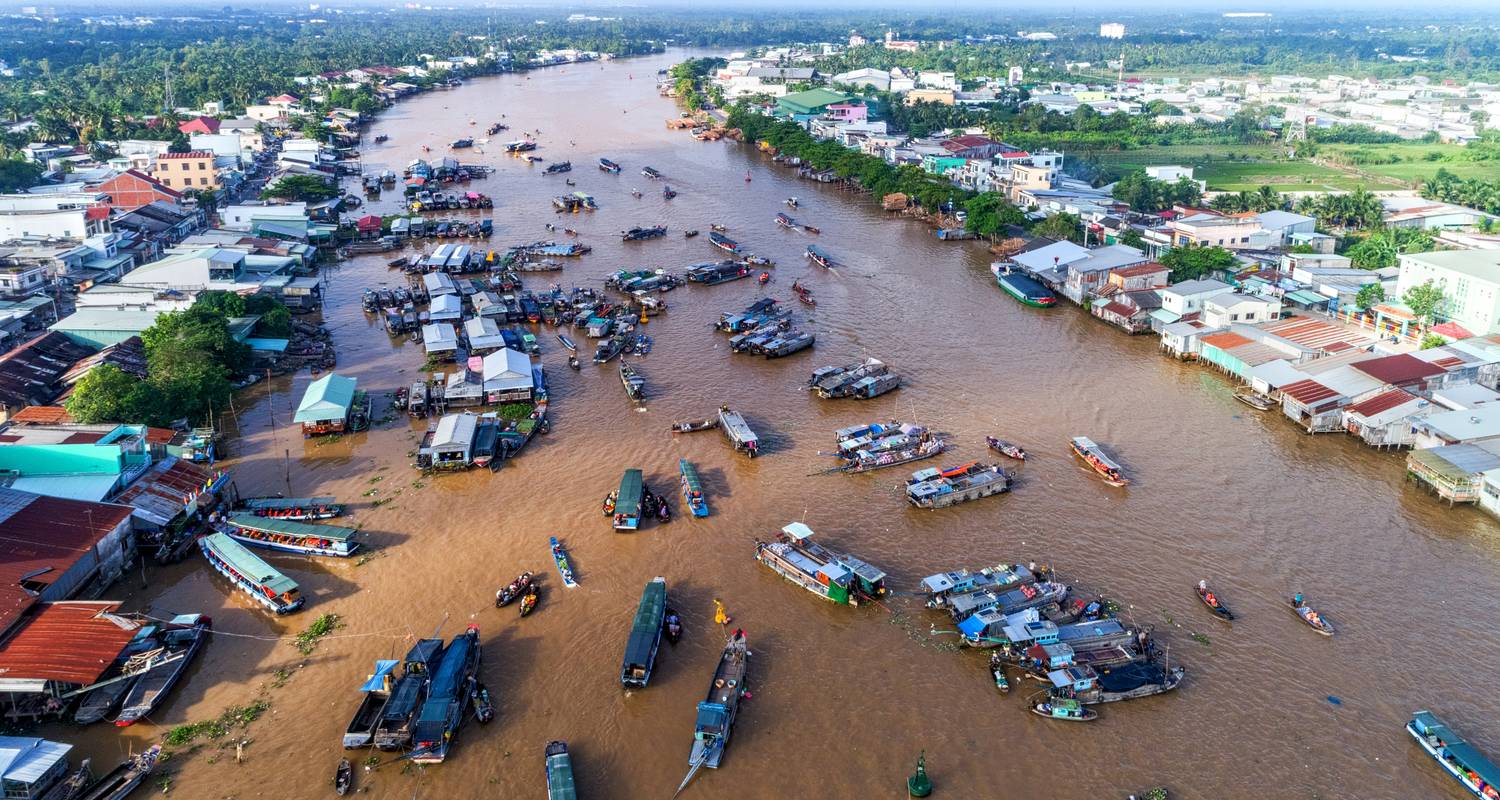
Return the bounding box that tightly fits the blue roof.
[294,373,356,423]
[0,736,72,785]
[245,337,290,353]
[359,660,400,692]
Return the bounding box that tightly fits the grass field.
[1317,143,1500,186]
[1193,161,1371,192]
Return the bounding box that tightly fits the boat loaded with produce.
[754,523,888,606]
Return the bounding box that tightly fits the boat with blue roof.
[1408,710,1500,799]
[198,533,303,614]
[679,459,709,517]
[754,523,887,606]
[411,624,482,764]
[679,630,749,791]
[920,563,1038,608]
[905,462,1013,509]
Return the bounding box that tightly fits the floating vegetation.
[163,700,271,748]
[295,613,342,656]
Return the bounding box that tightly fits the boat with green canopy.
[1408,710,1500,798]
[222,512,359,557]
[546,741,577,800]
[679,459,709,518]
[754,523,888,606]
[621,577,667,688]
[612,468,643,530]
[198,533,303,614]
[239,496,342,520]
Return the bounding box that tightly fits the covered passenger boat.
[620,577,668,688]
[239,496,342,520]
[613,469,644,530]
[222,512,359,557]
[198,533,303,614]
[679,459,709,517]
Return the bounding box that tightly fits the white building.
[221,202,308,232]
[1100,23,1126,39]
[1397,250,1500,336]
[1202,293,1283,328]
[1160,279,1232,318]
[0,193,113,242]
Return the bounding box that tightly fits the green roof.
[777,88,853,113]
[294,373,356,423]
[202,533,299,595]
[227,512,356,542]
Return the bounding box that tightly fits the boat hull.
[997,273,1057,307]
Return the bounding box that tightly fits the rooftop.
[294,373,356,424]
[0,601,141,684]
[0,489,134,630]
[1400,250,1500,283]
[158,150,214,160]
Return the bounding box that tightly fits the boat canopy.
[618,469,643,510]
[1412,711,1500,786]
[679,459,704,493]
[416,632,475,727]
[242,497,337,510]
[622,579,666,671]
[837,554,888,588]
[695,702,728,735]
[360,660,401,692]
[781,522,815,541]
[202,533,298,596]
[227,512,356,542]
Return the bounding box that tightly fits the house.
[294,373,357,436]
[0,421,155,499]
[0,193,113,242]
[1406,440,1500,504]
[149,151,219,193]
[221,202,308,233]
[113,247,295,295]
[1202,293,1283,328]
[940,135,1003,161]
[1411,405,1500,449]
[177,116,221,136]
[746,67,816,84]
[1255,210,1317,248]
[0,601,146,713]
[1057,244,1150,303]
[428,294,462,324]
[463,317,506,354]
[1341,388,1430,447]
[482,348,535,403]
[111,201,202,258]
[93,169,182,213]
[422,272,457,298]
[831,68,891,92]
[1169,213,1265,249]
[48,308,161,349]
[1349,352,1447,392]
[0,332,94,421]
[1159,318,1215,359]
[422,323,458,360]
[1382,197,1494,229]
[776,89,855,118]
[1159,279,1232,319]
[1091,288,1162,334]
[905,89,955,106]
[1105,262,1170,292]
[420,412,476,469]
[0,736,73,798]
[1396,250,1500,336]
[0,488,135,613]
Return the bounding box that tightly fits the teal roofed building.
[0,736,74,798]
[776,88,855,117]
[295,373,358,436]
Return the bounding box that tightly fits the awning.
[359,659,400,692]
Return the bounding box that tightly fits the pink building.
[826,103,868,123]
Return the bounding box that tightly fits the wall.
[0,444,124,477]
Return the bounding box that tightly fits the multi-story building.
[150,151,220,193]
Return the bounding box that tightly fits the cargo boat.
[505,140,537,153]
[760,330,815,358]
[114,613,211,727]
[221,512,359,557]
[905,462,1013,509]
[754,523,888,606]
[919,563,1037,608]
[718,406,758,457]
[949,581,1070,625]
[612,469,644,530]
[598,158,621,173]
[544,161,572,174]
[342,659,398,748]
[622,225,667,241]
[620,360,645,400]
[1070,436,1127,486]
[239,496,342,520]
[679,459,709,517]
[372,639,445,750]
[198,533,303,614]
[993,268,1057,307]
[810,358,897,399]
[411,625,482,764]
[546,741,578,800]
[1407,710,1500,799]
[838,437,946,473]
[687,260,752,285]
[685,632,749,774]
[708,231,740,254]
[621,577,667,688]
[77,746,161,800]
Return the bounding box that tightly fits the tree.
[64,364,141,423]
[0,158,44,193]
[1119,227,1145,249]
[1420,333,1448,350]
[1402,279,1446,333]
[261,174,337,202]
[963,192,1024,238]
[1160,246,1237,282]
[1354,282,1386,313]
[1031,212,1081,243]
[167,132,191,153]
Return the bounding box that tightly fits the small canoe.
[985,437,1027,461]
[1290,598,1334,636]
[550,537,577,588]
[471,682,494,724]
[520,587,539,617]
[802,225,820,234]
[670,418,720,433]
[1031,699,1097,722]
[558,334,577,351]
[335,759,352,796]
[568,356,580,370]
[684,230,699,238]
[1235,389,1275,411]
[1196,584,1234,622]
[663,607,683,645]
[991,654,1009,693]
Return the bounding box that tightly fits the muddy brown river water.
[49,51,1500,799]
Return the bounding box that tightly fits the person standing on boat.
[1293,592,1304,606]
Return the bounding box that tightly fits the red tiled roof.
[177,116,221,135]
[1201,331,1254,350]
[0,490,134,631]
[8,406,73,424]
[1346,388,1418,419]
[1111,262,1169,278]
[270,94,300,103]
[1000,150,1030,158]
[0,602,142,684]
[1282,378,1340,406]
[159,150,213,159]
[1431,321,1475,340]
[1351,353,1446,386]
[1099,301,1135,318]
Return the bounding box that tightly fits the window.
[1231,313,1240,321]
[198,162,205,170]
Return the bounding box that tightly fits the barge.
[754,523,887,606]
[718,406,758,457]
[905,462,1013,509]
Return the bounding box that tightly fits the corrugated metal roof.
[1281,378,1340,406]
[7,406,73,425]
[1410,442,1500,481]
[1262,317,1368,352]
[1224,342,1291,367]
[1351,353,1446,386]
[294,373,356,423]
[1201,331,1254,350]
[0,488,133,631]
[1346,388,1419,419]
[112,457,218,526]
[0,601,142,685]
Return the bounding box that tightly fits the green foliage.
[1354,282,1387,312]
[1030,213,1082,243]
[1161,246,1237,282]
[65,364,141,424]
[163,700,270,748]
[1208,185,1284,214]
[295,613,341,655]
[1291,188,1384,230]
[963,192,1025,237]
[1402,279,1447,331]
[1343,227,1434,270]
[262,174,337,202]
[1422,167,1500,215]
[0,158,44,193]
[1421,333,1448,350]
[1111,172,1203,212]
[1119,228,1145,249]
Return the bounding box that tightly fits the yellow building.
[904,88,954,106]
[151,151,221,192]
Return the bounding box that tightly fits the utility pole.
[163,64,174,113]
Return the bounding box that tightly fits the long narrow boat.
[621,577,667,688]
[1407,710,1500,799]
[550,537,578,587]
[684,632,750,779]
[1032,698,1097,722]
[612,469,644,530]
[343,659,399,748]
[557,334,577,351]
[985,437,1027,461]
[1289,597,1334,636]
[1196,582,1235,622]
[198,533,304,614]
[641,166,663,179]
[994,269,1057,307]
[839,437,946,474]
[546,741,578,800]
[679,459,709,517]
[373,639,446,751]
[754,523,888,606]
[620,360,645,400]
[599,158,621,173]
[239,496,343,520]
[905,462,1012,509]
[114,614,210,726]
[1070,436,1127,486]
[222,512,359,557]
[411,624,482,764]
[805,245,834,269]
[708,231,740,254]
[718,406,759,457]
[775,212,796,228]
[76,746,161,800]
[74,620,172,724]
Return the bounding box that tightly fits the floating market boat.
[993,269,1057,308]
[755,523,888,606]
[335,760,352,795]
[805,245,834,268]
[1407,710,1500,799]
[1072,660,1186,704]
[686,260,751,285]
[76,745,161,800]
[546,741,578,800]
[905,462,1013,509]
[114,614,210,727]
[1032,698,1097,722]
[450,138,474,149]
[593,334,628,364]
[613,469,644,531]
[621,577,668,688]
[519,587,539,617]
[198,533,303,614]
[718,406,759,457]
[495,572,534,607]
[372,639,445,751]
[775,212,796,228]
[838,437,946,474]
[948,580,1069,624]
[760,330,815,358]
[682,632,750,784]
[506,140,537,153]
[598,158,621,173]
[1290,596,1334,636]
[551,537,578,587]
[343,659,398,748]
[985,437,1027,461]
[671,417,720,434]
[679,459,709,517]
[221,512,358,558]
[571,191,598,210]
[544,161,572,174]
[810,358,896,399]
[641,166,663,179]
[622,227,665,242]
[239,496,342,520]
[662,185,677,199]
[1196,581,1235,622]
[620,360,645,400]
[411,624,482,764]
[708,231,740,254]
[1070,436,1127,486]
[920,563,1037,608]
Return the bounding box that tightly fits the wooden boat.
[684,229,699,238]
[568,355,580,370]
[410,624,482,764]
[39,761,92,799]
[1290,597,1334,636]
[620,360,645,400]
[335,759,352,796]
[990,652,1010,693]
[985,437,1027,461]
[775,212,795,228]
[641,166,663,179]
[546,741,578,800]
[496,572,534,607]
[114,614,210,726]
[1407,710,1500,799]
[221,512,358,557]
[686,260,751,285]
[599,158,621,173]
[708,231,740,254]
[387,256,409,269]
[557,334,577,351]
[372,639,444,750]
[1031,698,1097,722]
[671,417,720,433]
[679,459,709,517]
[663,185,677,199]
[343,659,398,748]
[471,682,494,723]
[1070,436,1127,486]
[755,523,888,606]
[919,563,1038,608]
[786,197,799,208]
[74,673,139,725]
[838,437,946,474]
[1235,388,1276,410]
[1196,582,1234,622]
[613,469,644,530]
[199,533,303,614]
[995,270,1057,307]
[621,577,667,688]
[240,496,343,520]
[519,587,539,617]
[905,462,1012,509]
[798,293,816,306]
[718,406,759,457]
[663,607,683,645]
[550,537,577,587]
[682,630,750,789]
[544,161,572,174]
[811,358,895,400]
[76,745,161,800]
[801,224,820,234]
[805,245,834,269]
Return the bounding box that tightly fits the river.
[51,50,1500,799]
